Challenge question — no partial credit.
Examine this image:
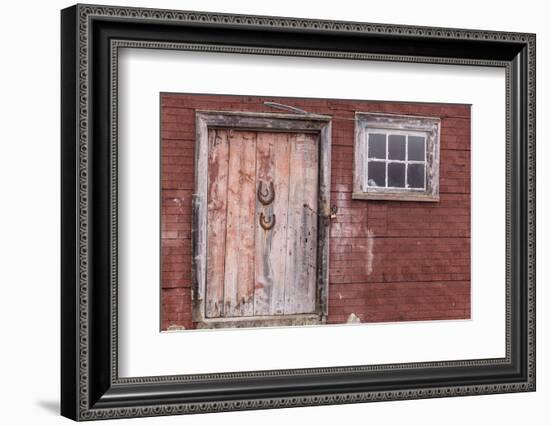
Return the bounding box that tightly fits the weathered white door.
[205,129,320,319]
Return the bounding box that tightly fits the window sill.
[352,192,440,202]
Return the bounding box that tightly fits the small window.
[353,112,440,202]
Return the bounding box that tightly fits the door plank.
[205,129,229,318]
[254,132,291,316]
[285,133,319,314]
[223,131,257,317]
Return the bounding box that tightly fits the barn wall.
[160,93,471,330]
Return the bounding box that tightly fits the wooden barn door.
[205,129,320,319]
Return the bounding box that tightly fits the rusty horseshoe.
[259,212,276,230]
[257,181,275,205]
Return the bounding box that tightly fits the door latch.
[322,205,338,225]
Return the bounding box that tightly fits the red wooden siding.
[160,94,471,330]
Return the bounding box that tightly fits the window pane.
[367,161,386,187]
[408,136,426,161]
[388,163,406,188]
[368,133,386,159]
[407,163,425,189]
[388,135,406,160]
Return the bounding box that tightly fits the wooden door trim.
[192,110,332,328]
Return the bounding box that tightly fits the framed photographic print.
[60,3,536,421]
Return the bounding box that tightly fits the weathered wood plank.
[205,129,229,318]
[317,121,332,318]
[351,191,440,202]
[254,132,291,316]
[192,114,210,323]
[284,133,319,314]
[354,119,367,193]
[223,130,257,317]
[195,110,331,134]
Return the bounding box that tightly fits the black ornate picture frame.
[61,3,536,421]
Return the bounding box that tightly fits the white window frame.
[353,112,441,202]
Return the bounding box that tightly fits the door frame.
[192,110,332,328]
